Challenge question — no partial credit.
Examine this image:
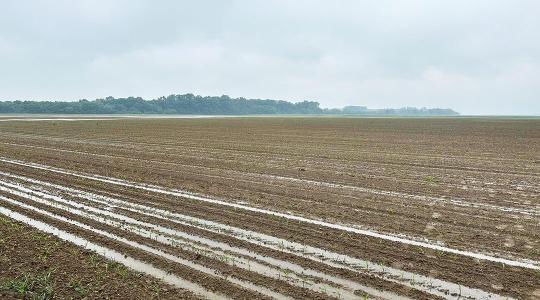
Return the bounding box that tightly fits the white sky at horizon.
[0,0,539,115]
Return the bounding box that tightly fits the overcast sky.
[1,0,539,115]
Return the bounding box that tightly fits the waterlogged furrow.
[2,140,538,206]
[0,179,373,300]
[1,157,538,271]
[0,172,409,298]
[0,204,226,300]
[3,133,539,202]
[0,171,514,300]
[71,188,507,300]
[260,174,540,216]
[68,188,512,300]
[0,194,293,299]
[0,183,306,300]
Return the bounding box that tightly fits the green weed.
[0,272,54,300]
[423,175,440,183]
[68,278,89,298]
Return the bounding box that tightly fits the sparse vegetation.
[0,272,54,300]
[68,278,89,298]
[0,213,197,299]
[423,175,440,184]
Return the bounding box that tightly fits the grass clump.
[0,216,23,231]
[68,278,89,298]
[423,175,440,184]
[1,271,54,300]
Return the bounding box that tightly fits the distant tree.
[0,94,459,116]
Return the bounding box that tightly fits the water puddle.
[1,157,536,273]
[0,172,516,299]
[0,205,225,300]
[0,191,292,300]
[0,178,389,300]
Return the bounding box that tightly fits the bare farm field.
[0,117,539,299]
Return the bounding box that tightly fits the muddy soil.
[0,212,198,299]
[0,117,539,299]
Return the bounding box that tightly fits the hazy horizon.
[1,1,539,115]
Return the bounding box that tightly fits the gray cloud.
[1,0,539,114]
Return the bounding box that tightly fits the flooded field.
[0,117,539,299]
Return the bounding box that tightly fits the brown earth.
[0,212,198,300]
[0,117,539,299]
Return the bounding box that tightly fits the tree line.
[0,94,459,115]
